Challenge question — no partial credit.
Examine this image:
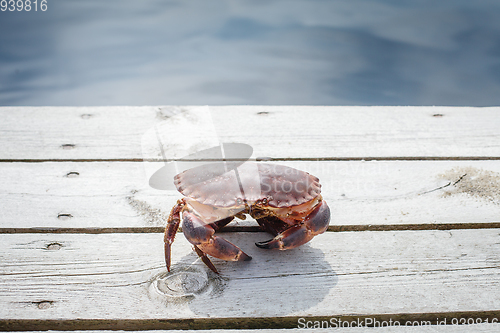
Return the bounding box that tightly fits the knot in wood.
[153,271,209,298]
[46,243,63,250]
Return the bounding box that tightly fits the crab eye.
[236,198,243,204]
[262,198,268,204]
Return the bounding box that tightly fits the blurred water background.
[1,0,500,106]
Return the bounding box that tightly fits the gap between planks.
[1,222,500,234]
[1,311,500,331]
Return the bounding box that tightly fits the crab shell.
[174,162,322,214]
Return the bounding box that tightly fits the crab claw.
[255,200,330,250]
[182,209,252,273]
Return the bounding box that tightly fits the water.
[1,0,500,106]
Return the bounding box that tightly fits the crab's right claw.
[182,210,252,273]
[255,200,330,250]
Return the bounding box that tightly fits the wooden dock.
[1,106,499,331]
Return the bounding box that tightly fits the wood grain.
[1,230,499,324]
[1,160,499,229]
[1,106,499,160]
[2,105,499,331]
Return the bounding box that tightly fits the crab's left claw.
[255,200,330,250]
[182,209,252,274]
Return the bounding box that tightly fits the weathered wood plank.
[3,319,500,331]
[1,106,499,160]
[15,326,500,333]
[1,161,499,229]
[1,230,499,323]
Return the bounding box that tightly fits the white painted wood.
[1,160,499,228]
[1,106,499,331]
[1,106,499,160]
[1,230,499,320]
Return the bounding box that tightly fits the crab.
[164,162,330,273]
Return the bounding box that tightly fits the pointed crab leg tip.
[165,260,171,271]
[207,264,219,275]
[239,252,252,261]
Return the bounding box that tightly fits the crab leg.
[208,216,235,232]
[164,199,186,272]
[182,208,252,273]
[255,200,330,250]
[193,244,219,274]
[255,215,289,236]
